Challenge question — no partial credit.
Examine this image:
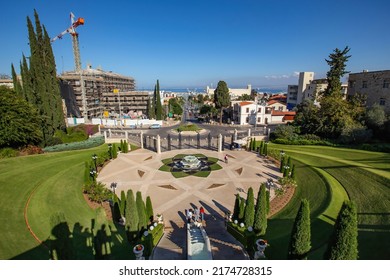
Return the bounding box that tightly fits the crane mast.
[51,12,87,120]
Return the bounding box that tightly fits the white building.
[287,72,347,109]
[206,84,252,100]
[232,101,272,125]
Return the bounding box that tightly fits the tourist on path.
[200,206,205,221]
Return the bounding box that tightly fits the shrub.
[244,187,255,228]
[19,145,43,156]
[238,197,246,221]
[136,191,147,232]
[83,181,111,204]
[288,199,311,259]
[43,136,104,152]
[112,143,118,159]
[254,183,267,235]
[125,190,138,242]
[325,200,358,260]
[177,123,200,132]
[146,196,154,223]
[0,148,18,159]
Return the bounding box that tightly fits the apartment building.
[347,70,390,113]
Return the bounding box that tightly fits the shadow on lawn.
[12,216,130,260]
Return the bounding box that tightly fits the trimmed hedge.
[273,138,334,146]
[43,136,104,152]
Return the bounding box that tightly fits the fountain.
[172,155,211,173]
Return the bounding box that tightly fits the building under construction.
[60,65,150,119]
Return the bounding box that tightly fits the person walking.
[200,206,205,221]
[224,154,228,164]
[194,207,200,222]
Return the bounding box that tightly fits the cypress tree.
[244,187,255,228]
[155,80,162,120]
[287,156,292,168]
[254,183,267,235]
[288,199,311,259]
[259,141,264,156]
[119,190,126,217]
[125,189,138,242]
[325,201,358,260]
[112,143,118,158]
[145,196,154,223]
[136,191,147,232]
[264,142,268,156]
[232,194,240,221]
[112,194,122,223]
[213,81,231,124]
[290,164,296,179]
[266,190,270,214]
[120,139,124,151]
[11,64,23,97]
[20,55,34,104]
[238,197,246,222]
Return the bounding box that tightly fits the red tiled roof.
[239,101,253,106]
[271,111,296,116]
[267,100,286,105]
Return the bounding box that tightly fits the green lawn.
[265,144,390,260]
[0,145,132,260]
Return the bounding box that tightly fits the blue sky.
[1,0,390,89]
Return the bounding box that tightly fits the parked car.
[149,124,161,129]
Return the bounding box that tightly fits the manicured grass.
[0,145,132,260]
[266,144,390,260]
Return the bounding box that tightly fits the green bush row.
[43,136,105,152]
[272,138,334,146]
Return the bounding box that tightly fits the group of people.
[186,206,205,224]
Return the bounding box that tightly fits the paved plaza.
[98,148,282,259]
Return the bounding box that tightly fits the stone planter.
[133,244,145,260]
[254,239,268,259]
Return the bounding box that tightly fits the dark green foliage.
[145,196,154,223]
[82,182,111,204]
[244,187,255,228]
[263,142,268,156]
[11,64,23,97]
[120,190,126,217]
[233,194,240,221]
[125,190,138,242]
[120,140,124,151]
[168,97,183,116]
[324,46,351,98]
[213,80,231,124]
[325,201,358,260]
[112,143,118,159]
[266,190,270,214]
[112,195,122,223]
[290,164,296,179]
[288,199,311,259]
[136,191,147,232]
[259,141,264,155]
[0,87,43,148]
[293,100,321,135]
[148,96,155,119]
[254,183,267,235]
[155,80,163,120]
[238,197,246,221]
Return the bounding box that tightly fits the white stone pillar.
[125,131,128,140]
[234,129,237,141]
[108,129,112,138]
[103,130,107,142]
[268,128,271,138]
[140,131,144,149]
[218,134,223,153]
[157,135,161,154]
[248,128,251,137]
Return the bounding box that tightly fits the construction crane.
[51,12,84,73]
[52,12,88,120]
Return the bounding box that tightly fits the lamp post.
[266,178,274,190]
[89,167,96,181]
[92,154,98,172]
[110,182,117,202]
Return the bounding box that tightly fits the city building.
[287,72,347,109]
[60,65,149,119]
[347,70,390,113]
[0,78,13,89]
[232,101,272,125]
[206,84,252,100]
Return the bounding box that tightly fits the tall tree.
[11,64,23,97]
[254,183,267,235]
[213,81,231,124]
[145,196,154,223]
[324,46,351,98]
[244,187,255,228]
[148,95,155,119]
[293,100,321,135]
[288,199,311,259]
[232,194,241,221]
[125,190,138,242]
[325,201,358,260]
[155,80,163,120]
[136,191,147,232]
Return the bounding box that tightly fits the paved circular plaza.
[97,148,282,259]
